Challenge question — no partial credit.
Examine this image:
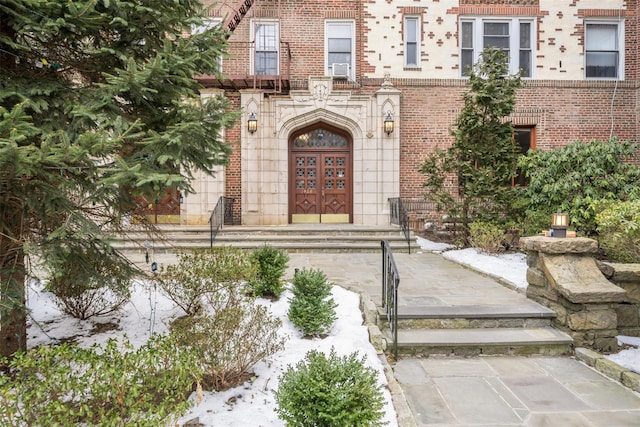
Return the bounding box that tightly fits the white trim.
[251,19,280,75]
[404,16,421,68]
[460,16,535,78]
[584,19,625,80]
[325,20,355,80]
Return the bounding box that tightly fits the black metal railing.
[209,196,234,248]
[381,240,401,361]
[388,197,411,253]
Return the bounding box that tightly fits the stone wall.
[521,236,640,352]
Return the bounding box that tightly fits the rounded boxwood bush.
[274,348,387,427]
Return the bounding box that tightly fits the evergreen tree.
[419,47,522,241]
[0,0,236,356]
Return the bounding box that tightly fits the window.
[192,18,223,72]
[585,22,622,79]
[513,127,535,187]
[404,16,420,68]
[326,21,354,79]
[460,18,534,77]
[253,21,279,75]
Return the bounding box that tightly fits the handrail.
[381,240,400,361]
[209,196,234,248]
[388,197,411,254]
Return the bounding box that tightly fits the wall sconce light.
[179,191,184,204]
[247,112,257,134]
[384,111,394,135]
[551,213,568,238]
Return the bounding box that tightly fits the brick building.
[177,0,638,227]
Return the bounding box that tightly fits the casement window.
[325,21,355,79]
[585,22,623,79]
[460,18,534,78]
[253,20,279,75]
[404,16,420,68]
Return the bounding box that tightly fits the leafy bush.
[0,335,200,426]
[249,244,290,299]
[518,138,640,235]
[157,247,258,315]
[44,251,131,320]
[469,222,505,254]
[170,293,287,391]
[288,268,337,337]
[596,200,640,263]
[275,348,387,427]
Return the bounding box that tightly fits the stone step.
[387,327,573,357]
[111,224,420,253]
[391,304,557,329]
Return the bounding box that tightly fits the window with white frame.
[192,18,223,72]
[460,18,534,77]
[404,16,420,67]
[326,21,354,79]
[253,20,279,75]
[585,22,623,79]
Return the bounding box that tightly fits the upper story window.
[460,18,534,78]
[404,16,420,68]
[325,20,355,79]
[253,20,279,75]
[585,21,623,79]
[192,18,223,72]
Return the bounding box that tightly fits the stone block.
[593,336,618,353]
[541,254,628,304]
[610,263,640,283]
[368,325,384,354]
[568,310,617,330]
[520,236,598,254]
[596,261,615,278]
[362,297,379,326]
[595,358,626,382]
[527,253,542,269]
[526,285,559,303]
[622,370,640,393]
[574,347,602,367]
[526,267,547,287]
[617,283,640,303]
[617,304,640,327]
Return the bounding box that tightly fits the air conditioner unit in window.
[332,63,349,79]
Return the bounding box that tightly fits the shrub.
[469,221,505,254]
[170,282,287,391]
[596,200,640,263]
[44,251,130,320]
[0,335,200,426]
[287,268,337,337]
[518,138,640,235]
[157,247,258,315]
[249,244,290,299]
[274,348,387,427]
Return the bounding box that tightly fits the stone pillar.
[521,236,628,352]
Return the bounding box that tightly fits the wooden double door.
[289,126,352,223]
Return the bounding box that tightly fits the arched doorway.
[289,124,352,223]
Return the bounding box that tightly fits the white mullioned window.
[325,20,355,79]
[253,20,279,75]
[585,21,624,79]
[404,16,420,68]
[460,17,534,78]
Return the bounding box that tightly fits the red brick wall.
[203,0,640,203]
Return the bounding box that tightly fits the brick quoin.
[202,0,640,204]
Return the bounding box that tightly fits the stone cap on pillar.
[520,236,598,255]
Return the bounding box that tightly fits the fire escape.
[197,0,291,94]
